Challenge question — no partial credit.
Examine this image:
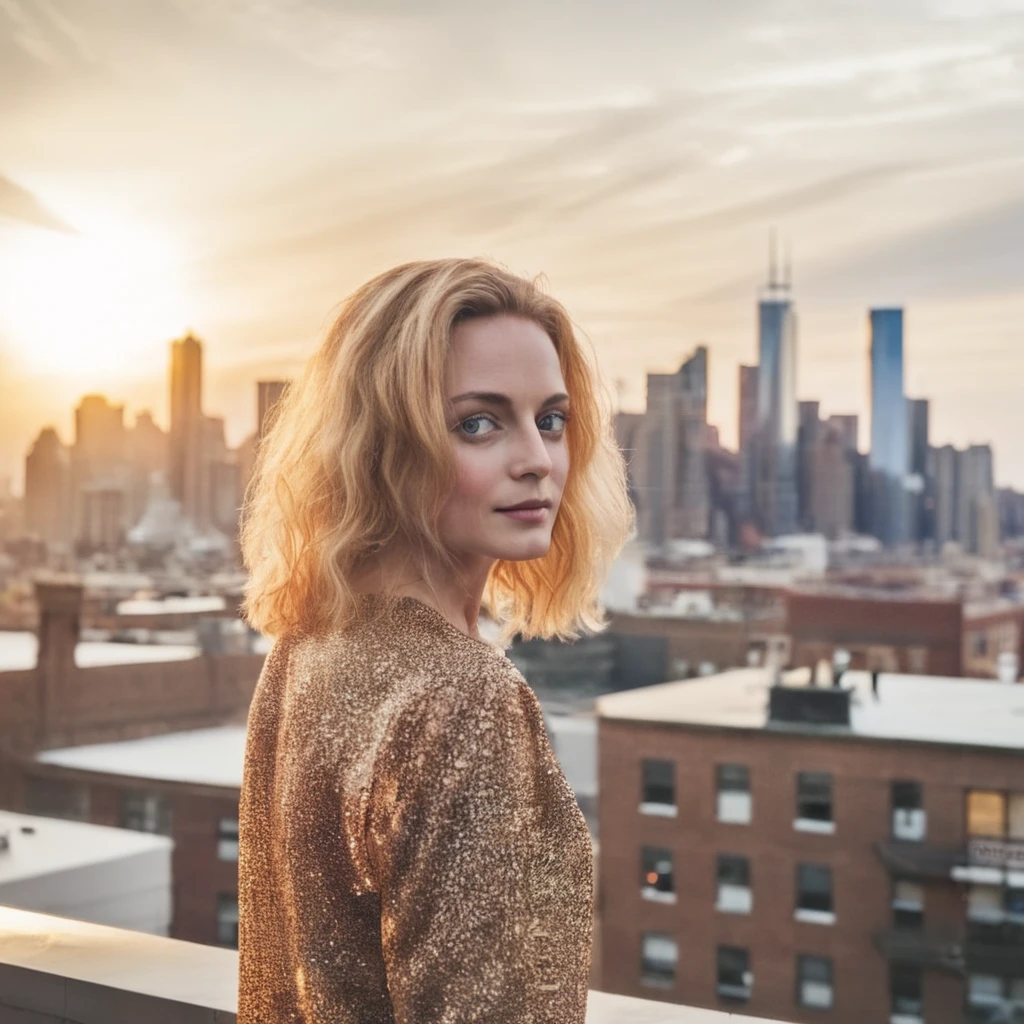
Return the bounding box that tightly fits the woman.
[237,257,634,1023]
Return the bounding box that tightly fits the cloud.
[0,173,76,232]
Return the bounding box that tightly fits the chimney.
[768,684,852,727]
[34,576,84,744]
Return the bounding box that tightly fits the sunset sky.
[2,0,1024,491]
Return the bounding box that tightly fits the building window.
[716,854,752,914]
[640,933,677,988]
[797,954,834,1009]
[892,780,925,841]
[716,946,752,1002]
[120,789,172,835]
[796,863,835,924]
[24,776,89,821]
[967,790,1006,837]
[890,963,923,1020]
[716,764,751,825]
[640,759,676,816]
[216,893,239,947]
[217,817,239,861]
[892,880,924,929]
[640,846,676,903]
[906,646,928,674]
[796,771,834,833]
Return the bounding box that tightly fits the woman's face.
[439,314,571,566]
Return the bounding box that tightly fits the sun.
[0,212,192,380]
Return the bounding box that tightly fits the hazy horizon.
[3,0,1024,494]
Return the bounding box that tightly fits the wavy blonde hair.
[239,257,634,642]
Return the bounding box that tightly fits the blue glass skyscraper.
[869,308,909,545]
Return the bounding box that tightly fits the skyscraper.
[737,365,759,525]
[169,333,205,529]
[869,308,909,546]
[639,346,709,544]
[25,427,72,546]
[257,380,290,442]
[752,239,798,536]
[907,398,931,544]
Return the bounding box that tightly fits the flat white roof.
[0,632,200,672]
[596,668,1024,752]
[0,811,171,885]
[37,726,247,789]
[115,596,227,616]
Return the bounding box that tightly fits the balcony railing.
[873,926,965,974]
[0,905,791,1024]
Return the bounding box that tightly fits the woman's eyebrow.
[450,391,570,409]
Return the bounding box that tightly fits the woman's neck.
[350,549,494,640]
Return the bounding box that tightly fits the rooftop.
[596,667,1024,752]
[0,811,172,886]
[35,707,599,798]
[0,631,200,672]
[114,596,227,616]
[37,725,247,789]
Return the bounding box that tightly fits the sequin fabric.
[237,593,594,1023]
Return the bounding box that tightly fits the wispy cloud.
[0,173,76,232]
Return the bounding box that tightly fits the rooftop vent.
[769,685,851,727]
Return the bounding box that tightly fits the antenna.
[768,226,778,289]
[784,237,793,291]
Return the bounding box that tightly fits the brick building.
[787,589,1024,680]
[0,577,265,946]
[595,667,1024,1023]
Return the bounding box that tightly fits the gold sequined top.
[237,593,594,1023]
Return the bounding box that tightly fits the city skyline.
[2,0,1024,490]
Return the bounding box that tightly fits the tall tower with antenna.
[752,227,798,536]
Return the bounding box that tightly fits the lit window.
[717,946,752,1002]
[640,933,677,987]
[640,846,675,903]
[640,759,676,816]
[716,764,751,824]
[967,790,1005,837]
[797,954,834,1009]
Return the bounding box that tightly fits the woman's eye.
[539,410,569,433]
[459,415,497,437]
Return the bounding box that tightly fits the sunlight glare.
[0,215,191,380]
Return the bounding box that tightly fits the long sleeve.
[366,671,593,1024]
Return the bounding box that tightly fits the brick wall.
[596,718,1021,1024]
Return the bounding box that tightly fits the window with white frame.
[795,771,834,832]
[892,780,926,841]
[217,817,239,861]
[716,764,751,824]
[890,963,923,1021]
[796,863,834,924]
[716,946,752,1002]
[120,789,172,836]
[216,893,239,947]
[640,846,675,903]
[640,933,677,987]
[797,954,834,1009]
[716,854,752,914]
[640,759,676,816]
[892,879,924,929]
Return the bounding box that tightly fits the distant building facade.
[869,308,909,547]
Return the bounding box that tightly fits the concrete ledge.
[0,905,785,1023]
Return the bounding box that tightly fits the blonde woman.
[237,258,634,1023]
